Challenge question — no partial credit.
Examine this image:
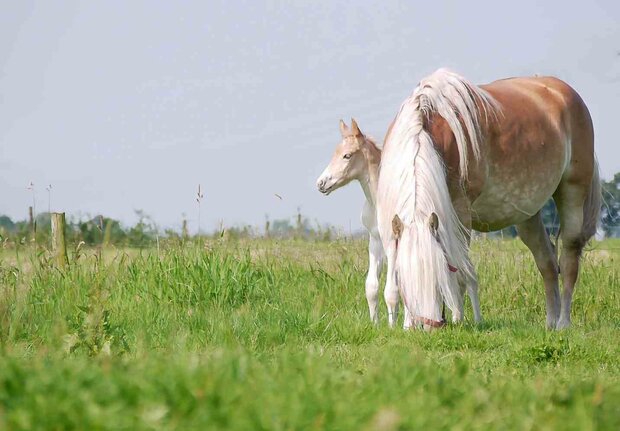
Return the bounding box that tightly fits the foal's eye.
[343,153,352,160]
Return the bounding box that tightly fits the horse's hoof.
[555,319,571,330]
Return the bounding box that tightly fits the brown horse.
[376,69,600,330]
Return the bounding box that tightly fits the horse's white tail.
[581,158,601,242]
[377,69,500,321]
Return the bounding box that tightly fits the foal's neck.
[359,139,381,207]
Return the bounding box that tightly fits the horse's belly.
[470,168,563,232]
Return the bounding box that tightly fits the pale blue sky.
[1,1,619,232]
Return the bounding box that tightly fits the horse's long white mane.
[377,68,500,321]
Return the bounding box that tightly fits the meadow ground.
[0,238,619,430]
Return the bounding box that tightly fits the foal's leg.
[384,245,400,328]
[516,212,560,329]
[555,185,588,330]
[365,234,384,324]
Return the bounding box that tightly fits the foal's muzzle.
[316,176,333,195]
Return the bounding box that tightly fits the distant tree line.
[0,210,340,248]
[1,172,618,246]
[601,172,620,237]
[0,210,159,248]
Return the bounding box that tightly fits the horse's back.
[484,76,593,143]
[483,76,583,129]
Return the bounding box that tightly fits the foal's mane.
[364,136,382,154]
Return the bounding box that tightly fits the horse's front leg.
[365,234,384,324]
[454,256,481,324]
[403,305,414,329]
[451,191,481,324]
[384,245,400,328]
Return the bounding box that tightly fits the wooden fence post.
[103,219,112,247]
[51,212,69,268]
[28,206,35,243]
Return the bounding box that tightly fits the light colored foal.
[316,119,417,327]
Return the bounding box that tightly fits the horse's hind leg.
[516,212,560,329]
[554,184,589,329]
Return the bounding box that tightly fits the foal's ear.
[428,212,439,236]
[350,118,363,137]
[339,119,350,137]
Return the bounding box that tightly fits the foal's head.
[316,119,377,195]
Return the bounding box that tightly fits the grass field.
[0,238,619,430]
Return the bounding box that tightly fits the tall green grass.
[0,239,619,430]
